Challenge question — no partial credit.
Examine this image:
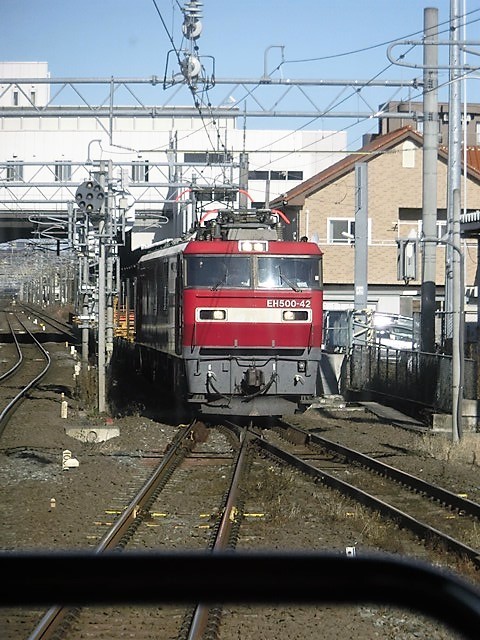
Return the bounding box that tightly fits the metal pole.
[106,160,114,366]
[422,232,464,441]
[445,0,462,346]
[421,7,439,354]
[81,253,89,363]
[98,162,107,413]
[452,189,464,441]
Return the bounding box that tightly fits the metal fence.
[347,343,477,414]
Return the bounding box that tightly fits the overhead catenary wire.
[150,0,231,185]
[130,3,480,203]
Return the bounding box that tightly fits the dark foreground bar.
[1,551,479,638]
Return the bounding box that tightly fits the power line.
[283,8,480,66]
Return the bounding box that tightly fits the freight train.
[117,207,323,416]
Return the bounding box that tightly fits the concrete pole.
[421,7,439,354]
[354,163,368,310]
[239,152,249,211]
[353,162,368,344]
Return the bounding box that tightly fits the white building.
[0,63,347,248]
[0,62,50,107]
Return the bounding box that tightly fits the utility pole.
[421,7,439,354]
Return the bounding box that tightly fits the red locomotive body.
[126,209,323,416]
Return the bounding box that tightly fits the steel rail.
[0,312,23,381]
[28,421,199,640]
[2,552,480,640]
[254,437,480,567]
[0,313,51,430]
[278,420,480,519]
[19,303,77,341]
[187,424,250,640]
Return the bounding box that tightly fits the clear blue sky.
[1,0,479,149]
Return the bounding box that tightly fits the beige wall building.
[272,127,480,322]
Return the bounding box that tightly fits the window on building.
[287,170,303,180]
[6,161,24,181]
[476,122,480,145]
[12,91,19,106]
[30,91,36,105]
[248,170,269,180]
[270,170,287,180]
[400,209,447,241]
[248,170,303,181]
[328,218,356,244]
[437,220,447,239]
[132,160,149,183]
[417,218,447,240]
[54,161,72,182]
[184,152,227,164]
[402,141,416,168]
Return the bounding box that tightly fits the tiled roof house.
[271,126,480,319]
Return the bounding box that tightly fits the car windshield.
[257,256,321,290]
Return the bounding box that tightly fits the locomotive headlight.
[198,309,227,320]
[239,240,268,252]
[297,361,307,373]
[282,310,309,321]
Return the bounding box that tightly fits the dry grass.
[417,432,480,467]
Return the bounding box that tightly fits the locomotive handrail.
[1,551,479,639]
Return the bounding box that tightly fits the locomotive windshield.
[185,256,251,289]
[184,255,321,290]
[257,256,321,290]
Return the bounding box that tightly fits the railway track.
[27,421,241,640]
[0,381,478,640]
[19,417,480,640]
[18,303,77,342]
[0,312,51,436]
[263,420,480,566]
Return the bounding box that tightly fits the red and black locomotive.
[119,207,323,416]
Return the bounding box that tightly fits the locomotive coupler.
[241,366,265,395]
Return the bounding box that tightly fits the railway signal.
[75,180,105,217]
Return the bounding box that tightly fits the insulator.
[183,0,203,18]
[181,55,201,81]
[182,18,203,40]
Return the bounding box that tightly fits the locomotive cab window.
[184,256,251,289]
[257,257,321,290]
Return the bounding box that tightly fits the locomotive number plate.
[266,299,311,308]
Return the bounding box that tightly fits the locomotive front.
[182,210,323,415]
